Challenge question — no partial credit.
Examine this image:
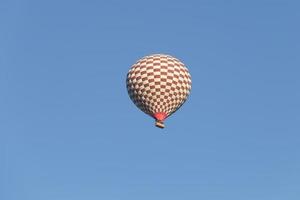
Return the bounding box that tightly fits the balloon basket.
[155,120,165,129]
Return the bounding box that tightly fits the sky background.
[1,0,300,199]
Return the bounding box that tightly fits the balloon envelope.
[126,54,192,128]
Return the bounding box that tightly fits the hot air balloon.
[126,54,192,128]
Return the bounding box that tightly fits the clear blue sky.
[1,0,300,199]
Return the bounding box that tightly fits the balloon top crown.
[136,53,184,63]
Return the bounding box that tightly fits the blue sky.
[1,0,300,199]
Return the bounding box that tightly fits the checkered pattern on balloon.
[126,54,192,128]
